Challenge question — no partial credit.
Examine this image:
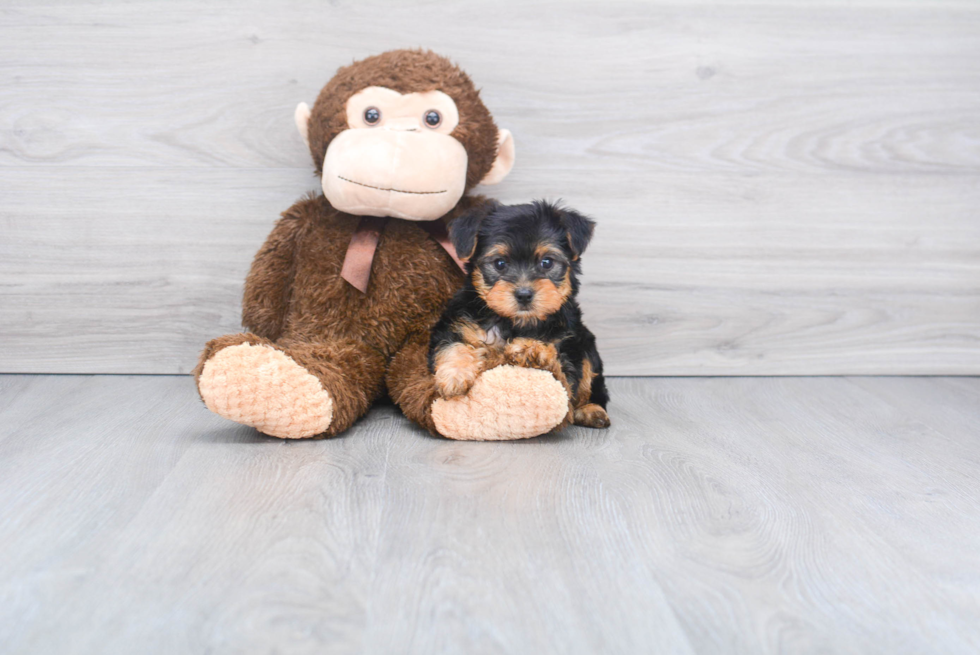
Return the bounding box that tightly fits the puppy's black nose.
[514,287,534,306]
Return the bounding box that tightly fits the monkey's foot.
[198,343,334,439]
[431,365,569,441]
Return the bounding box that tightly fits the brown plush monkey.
[193,50,571,440]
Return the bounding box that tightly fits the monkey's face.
[297,51,515,222]
[321,87,467,221]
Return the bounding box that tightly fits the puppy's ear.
[450,200,498,261]
[558,206,596,260]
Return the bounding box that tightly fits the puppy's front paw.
[573,403,611,429]
[434,343,484,398]
[504,338,559,371]
[435,366,478,398]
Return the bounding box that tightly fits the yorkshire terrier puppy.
[429,200,610,429]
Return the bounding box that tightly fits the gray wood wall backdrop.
[1,0,978,375]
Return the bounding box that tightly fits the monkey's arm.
[241,212,303,341]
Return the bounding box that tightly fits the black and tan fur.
[429,201,611,429]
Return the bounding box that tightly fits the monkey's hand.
[434,343,487,398]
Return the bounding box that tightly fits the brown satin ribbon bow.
[340,216,467,293]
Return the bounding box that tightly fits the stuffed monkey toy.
[193,50,571,440]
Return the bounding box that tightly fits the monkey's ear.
[559,206,596,260]
[450,201,499,261]
[479,129,515,186]
[295,102,311,148]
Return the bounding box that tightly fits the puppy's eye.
[540,257,554,271]
[424,110,442,127]
[364,107,381,125]
[493,258,507,271]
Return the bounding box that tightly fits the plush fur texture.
[193,50,571,440]
[429,200,611,429]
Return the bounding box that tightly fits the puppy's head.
[450,200,596,326]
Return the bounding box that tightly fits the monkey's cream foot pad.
[198,343,333,439]
[431,364,569,440]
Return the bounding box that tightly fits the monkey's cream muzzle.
[295,85,514,222]
[321,127,468,221]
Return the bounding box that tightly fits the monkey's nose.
[384,117,421,132]
[514,287,534,306]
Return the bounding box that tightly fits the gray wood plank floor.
[1,375,978,654]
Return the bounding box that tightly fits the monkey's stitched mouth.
[337,176,447,195]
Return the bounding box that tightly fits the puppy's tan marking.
[505,337,560,371]
[434,342,485,398]
[484,244,510,260]
[574,359,595,409]
[534,243,560,260]
[518,271,571,323]
[574,403,610,428]
[484,280,521,319]
[472,268,491,297]
[455,319,487,347]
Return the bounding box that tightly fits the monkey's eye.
[363,107,381,125]
[424,110,442,128]
[493,258,507,271]
[540,257,554,271]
